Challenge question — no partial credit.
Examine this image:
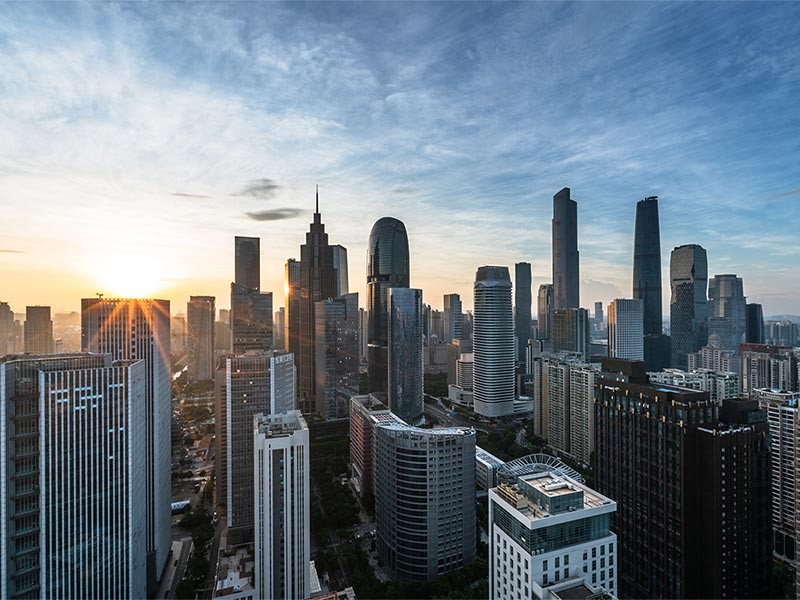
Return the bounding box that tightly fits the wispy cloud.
[171,192,209,199]
[246,208,304,222]
[0,249,26,253]
[234,179,281,200]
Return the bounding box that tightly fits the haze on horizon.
[1,2,799,316]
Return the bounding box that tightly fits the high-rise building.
[740,343,796,397]
[230,284,272,354]
[594,359,717,598]
[81,297,171,592]
[443,293,463,343]
[632,196,662,335]
[552,308,589,358]
[746,303,765,344]
[366,217,410,393]
[0,301,15,355]
[315,293,359,419]
[568,364,599,466]
[24,305,53,354]
[447,337,472,386]
[387,288,424,425]
[594,301,603,324]
[552,187,579,309]
[332,244,349,297]
[648,368,739,404]
[274,306,285,350]
[284,258,301,356]
[187,295,215,381]
[375,423,476,581]
[215,310,231,352]
[171,314,187,356]
[489,472,617,600]
[358,308,369,363]
[473,266,515,418]
[349,394,404,498]
[39,359,148,599]
[765,320,800,346]
[514,262,532,360]
[235,236,260,290]
[753,388,800,568]
[687,343,740,374]
[298,192,338,411]
[0,353,109,599]
[253,411,309,600]
[708,274,747,354]
[670,244,708,368]
[536,284,554,340]
[607,298,644,360]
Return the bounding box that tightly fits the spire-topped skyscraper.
[298,188,339,412]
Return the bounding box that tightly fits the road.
[423,394,490,433]
[167,538,192,599]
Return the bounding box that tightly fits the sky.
[1,2,799,317]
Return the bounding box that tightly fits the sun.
[92,253,167,299]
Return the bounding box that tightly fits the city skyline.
[2,3,800,316]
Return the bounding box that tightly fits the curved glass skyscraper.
[633,196,662,335]
[367,217,410,392]
[387,287,423,425]
[473,266,515,417]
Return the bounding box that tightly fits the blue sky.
[1,2,798,315]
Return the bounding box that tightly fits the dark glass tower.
[388,288,424,425]
[514,262,532,360]
[746,302,765,344]
[633,196,662,335]
[366,217,410,393]
[670,244,708,368]
[235,236,260,290]
[552,187,579,309]
[231,236,272,353]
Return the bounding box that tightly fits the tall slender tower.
[284,258,301,354]
[536,284,554,340]
[366,217,410,393]
[187,295,215,381]
[298,188,337,412]
[514,262,532,359]
[388,288,424,425]
[633,196,662,334]
[552,187,579,309]
[81,297,171,593]
[231,236,272,353]
[24,305,53,354]
[443,293,463,343]
[332,244,349,297]
[708,274,747,354]
[473,266,515,417]
[670,244,708,368]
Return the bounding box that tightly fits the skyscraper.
[443,293,463,343]
[24,305,53,354]
[740,343,796,397]
[187,295,215,381]
[473,266,515,418]
[552,187,579,309]
[670,244,708,368]
[253,411,309,600]
[315,292,359,419]
[349,394,404,498]
[273,306,285,350]
[0,353,109,599]
[552,307,590,358]
[594,301,603,323]
[0,301,14,354]
[40,359,148,599]
[231,237,272,353]
[632,196,662,335]
[514,262,532,359]
[374,423,476,581]
[332,244,349,297]
[284,258,301,355]
[707,274,747,354]
[81,297,171,592]
[746,302,765,344]
[388,288,424,425]
[366,217,410,393]
[607,298,644,360]
[536,283,554,340]
[235,235,260,290]
[298,190,338,412]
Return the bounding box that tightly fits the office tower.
[595,359,718,598]
[298,193,338,411]
[648,368,739,404]
[332,244,349,296]
[447,338,472,386]
[632,196,662,334]
[81,297,170,591]
[0,301,14,354]
[429,309,443,340]
[746,303,765,344]
[670,244,708,368]
[253,411,309,600]
[594,301,603,324]
[235,235,260,289]
[187,296,215,381]
[552,308,589,358]
[315,293,359,419]
[284,258,301,353]
[607,299,644,360]
[473,266,515,418]
[24,305,53,354]
[388,288,424,425]
[536,284,554,340]
[215,309,231,352]
[358,308,368,363]
[171,314,187,356]
[0,353,109,599]
[462,310,473,341]
[366,217,410,393]
[740,343,796,397]
[443,293,463,343]
[753,388,800,567]
[349,394,404,498]
[40,359,147,599]
[552,187,579,309]
[230,285,272,353]
[708,274,747,353]
[274,307,285,350]
[514,262,532,359]
[374,423,476,581]
[489,472,617,600]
